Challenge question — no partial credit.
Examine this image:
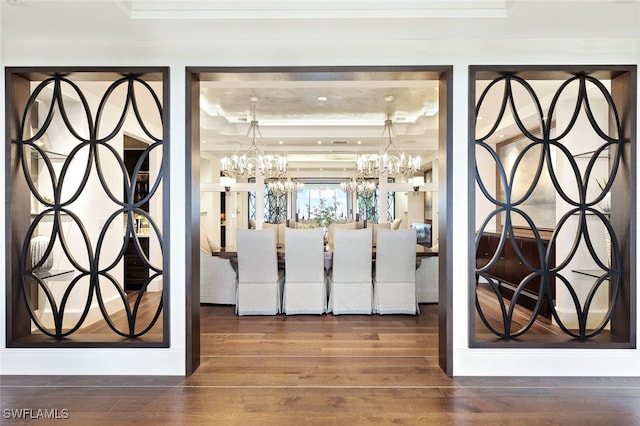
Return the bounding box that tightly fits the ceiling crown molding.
[116,0,508,19]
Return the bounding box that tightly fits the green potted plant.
[313,197,339,228]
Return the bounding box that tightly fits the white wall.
[199,155,221,246]
[1,21,640,377]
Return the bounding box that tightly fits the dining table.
[211,243,438,270]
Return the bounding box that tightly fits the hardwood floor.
[2,303,640,425]
[475,282,563,336]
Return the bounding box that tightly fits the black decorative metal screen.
[7,69,168,345]
[265,185,287,224]
[357,190,378,223]
[473,67,634,345]
[387,177,395,221]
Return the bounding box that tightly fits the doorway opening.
[185,66,453,376]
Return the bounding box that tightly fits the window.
[295,182,350,223]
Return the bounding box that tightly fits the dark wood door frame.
[185,66,454,376]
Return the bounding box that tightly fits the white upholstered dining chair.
[235,228,284,315]
[262,222,286,247]
[200,225,237,305]
[373,227,419,315]
[327,227,373,315]
[283,227,326,314]
[326,221,357,249]
[371,221,391,246]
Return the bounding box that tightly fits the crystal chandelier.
[341,178,377,194]
[357,100,421,179]
[220,104,287,179]
[267,178,304,194]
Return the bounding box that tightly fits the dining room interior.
[194,68,443,318]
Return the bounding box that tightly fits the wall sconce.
[220,176,236,192]
[410,176,425,193]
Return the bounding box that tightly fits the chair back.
[237,228,278,283]
[200,223,220,254]
[332,227,372,283]
[199,225,211,254]
[371,222,391,246]
[375,228,417,282]
[200,247,237,304]
[285,227,325,283]
[262,222,285,247]
[327,221,357,248]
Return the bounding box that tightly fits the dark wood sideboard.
[124,237,149,291]
[476,231,555,318]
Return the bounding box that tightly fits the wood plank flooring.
[3,303,640,425]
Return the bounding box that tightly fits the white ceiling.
[2,0,639,41]
[198,70,441,168]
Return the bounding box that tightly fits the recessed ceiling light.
[317,96,327,102]
[317,140,322,144]
[278,140,284,145]
[498,134,505,138]
[357,140,362,145]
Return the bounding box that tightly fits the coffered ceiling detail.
[198,70,441,172]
